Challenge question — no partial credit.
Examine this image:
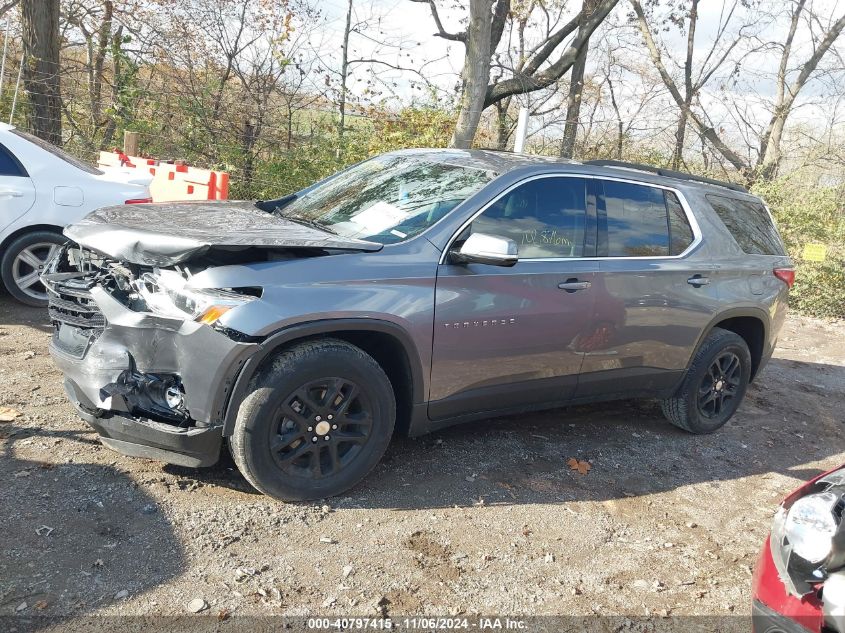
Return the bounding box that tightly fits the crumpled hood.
[64,200,382,266]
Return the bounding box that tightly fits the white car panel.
[0,122,150,304]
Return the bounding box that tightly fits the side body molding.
[221,318,427,436]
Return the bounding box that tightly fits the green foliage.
[228,107,455,200]
[753,179,845,319]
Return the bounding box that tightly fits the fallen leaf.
[0,407,21,422]
[567,457,592,475]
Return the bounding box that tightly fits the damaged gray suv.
[44,149,793,501]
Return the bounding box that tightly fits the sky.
[304,0,844,154]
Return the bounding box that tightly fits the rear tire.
[660,327,751,434]
[1,230,66,306]
[230,338,395,501]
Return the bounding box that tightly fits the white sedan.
[0,123,151,305]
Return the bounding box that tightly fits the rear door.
[575,179,720,398]
[0,142,36,233]
[429,175,598,419]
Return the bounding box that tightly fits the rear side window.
[0,143,26,177]
[706,194,785,255]
[600,181,695,257]
[666,191,694,255]
[471,177,587,258]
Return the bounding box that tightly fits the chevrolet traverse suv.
[43,150,793,501]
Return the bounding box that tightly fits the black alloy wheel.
[697,352,742,418]
[269,377,373,479]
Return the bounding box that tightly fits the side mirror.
[451,232,518,267]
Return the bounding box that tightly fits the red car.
[752,464,845,632]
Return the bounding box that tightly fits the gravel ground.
[1,295,843,625]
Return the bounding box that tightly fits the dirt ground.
[1,294,843,626]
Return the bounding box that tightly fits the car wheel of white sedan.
[1,231,66,307]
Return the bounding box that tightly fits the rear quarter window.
[706,194,785,255]
[0,143,26,177]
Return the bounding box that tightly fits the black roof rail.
[584,159,748,193]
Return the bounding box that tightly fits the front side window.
[277,153,497,244]
[470,177,587,259]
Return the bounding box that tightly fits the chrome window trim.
[438,173,703,265]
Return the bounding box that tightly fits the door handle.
[687,275,710,287]
[0,188,23,198]
[558,279,592,292]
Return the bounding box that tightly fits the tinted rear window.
[706,194,785,255]
[0,143,26,176]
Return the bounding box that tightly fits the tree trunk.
[671,107,688,170]
[606,74,623,159]
[20,0,61,145]
[495,97,511,149]
[90,0,113,126]
[450,0,493,149]
[338,0,353,140]
[757,7,844,180]
[561,0,596,159]
[560,42,587,158]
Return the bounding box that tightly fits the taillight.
[773,268,795,289]
[125,197,153,204]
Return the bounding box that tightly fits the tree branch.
[484,0,618,107]
[631,0,751,176]
[409,0,466,42]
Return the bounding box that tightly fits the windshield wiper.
[283,214,338,235]
[255,194,297,213]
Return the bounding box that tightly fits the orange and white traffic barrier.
[98,151,229,202]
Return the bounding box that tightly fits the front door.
[429,175,598,420]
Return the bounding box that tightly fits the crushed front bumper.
[49,283,258,468]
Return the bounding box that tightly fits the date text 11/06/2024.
[306,617,528,630]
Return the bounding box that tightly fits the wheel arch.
[0,224,65,257]
[690,308,770,381]
[221,319,426,438]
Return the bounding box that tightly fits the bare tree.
[758,0,845,179]
[633,0,845,181]
[560,0,598,158]
[21,0,62,144]
[631,0,748,170]
[414,0,619,147]
[0,1,19,18]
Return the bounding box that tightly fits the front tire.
[230,339,396,501]
[660,327,752,434]
[1,231,66,306]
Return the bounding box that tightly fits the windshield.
[277,154,497,244]
[12,129,104,175]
